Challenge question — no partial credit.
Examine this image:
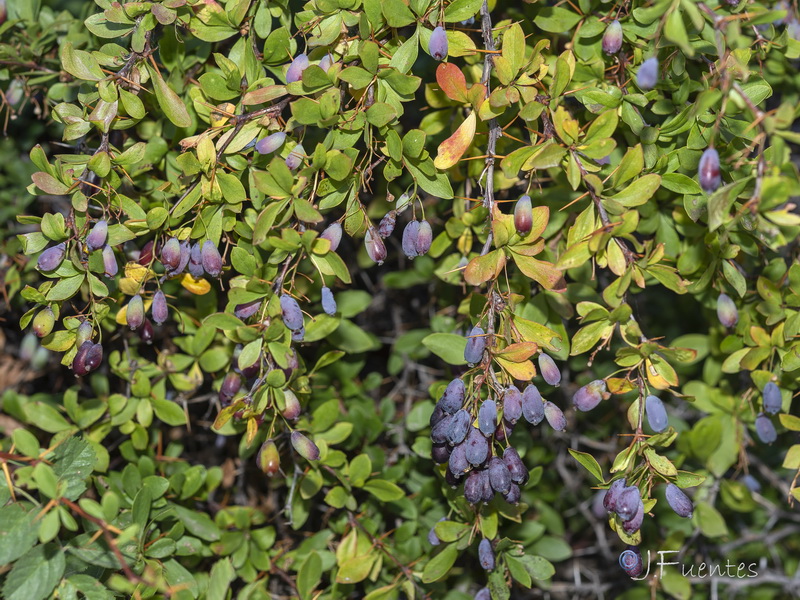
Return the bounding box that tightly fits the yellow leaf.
[495,341,538,363]
[124,262,151,284]
[181,274,211,295]
[495,357,536,380]
[464,249,505,286]
[433,112,476,170]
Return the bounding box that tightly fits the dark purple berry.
[430,404,446,428]
[543,401,567,431]
[440,378,465,414]
[445,467,461,488]
[291,326,305,342]
[619,547,643,577]
[665,483,693,518]
[84,343,103,373]
[478,538,495,571]
[85,220,108,251]
[603,478,626,513]
[280,294,304,331]
[465,427,489,466]
[616,487,642,522]
[502,447,528,484]
[432,443,450,464]
[38,243,66,271]
[448,442,469,476]
[503,483,521,504]
[478,400,497,437]
[480,469,494,502]
[139,319,154,344]
[176,238,191,273]
[522,385,544,425]
[622,501,644,534]
[464,470,483,504]
[488,457,511,494]
[219,372,242,404]
[503,386,522,423]
[464,326,486,365]
[447,409,471,445]
[431,414,454,444]
[234,299,262,320]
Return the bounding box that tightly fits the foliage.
[2,0,800,598]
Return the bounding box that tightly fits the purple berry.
[464,426,489,466]
[488,457,511,494]
[502,447,528,484]
[464,326,486,365]
[429,26,448,61]
[480,469,494,502]
[573,379,606,412]
[291,431,320,461]
[188,242,204,278]
[602,20,623,54]
[102,244,118,278]
[37,243,66,271]
[285,144,305,170]
[234,299,262,320]
[503,386,522,423]
[431,414,454,444]
[763,382,782,415]
[543,401,566,431]
[320,222,342,251]
[160,237,181,271]
[321,286,337,315]
[622,501,644,534]
[139,319,154,344]
[538,353,561,386]
[415,220,432,255]
[603,478,627,513]
[478,400,497,437]
[282,389,301,420]
[448,441,469,476]
[286,53,310,83]
[478,538,495,571]
[255,131,286,155]
[755,413,777,444]
[432,443,450,464]
[636,57,658,90]
[464,470,483,504]
[219,372,241,404]
[378,211,396,238]
[447,409,471,445]
[85,220,108,251]
[440,378,465,414]
[176,238,191,274]
[521,385,544,425]
[698,147,721,194]
[201,240,222,277]
[475,588,490,600]
[615,486,642,522]
[645,395,668,432]
[665,483,693,518]
[126,294,144,330]
[151,290,168,325]
[280,294,304,331]
[716,293,738,327]
[514,195,532,235]
[318,53,334,72]
[401,220,420,259]
[619,547,643,577]
[364,227,387,264]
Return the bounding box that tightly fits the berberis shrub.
[2,0,800,598]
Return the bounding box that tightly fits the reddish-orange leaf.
[436,63,468,102]
[464,248,505,286]
[434,112,476,170]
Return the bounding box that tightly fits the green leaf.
[422,333,467,365]
[207,559,235,600]
[171,505,221,541]
[421,543,458,583]
[0,505,39,566]
[52,437,96,501]
[568,449,604,483]
[608,174,661,207]
[363,479,404,501]
[381,0,415,27]
[147,65,191,128]
[2,544,65,600]
[151,398,187,426]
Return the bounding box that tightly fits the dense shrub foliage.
[2,0,800,598]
